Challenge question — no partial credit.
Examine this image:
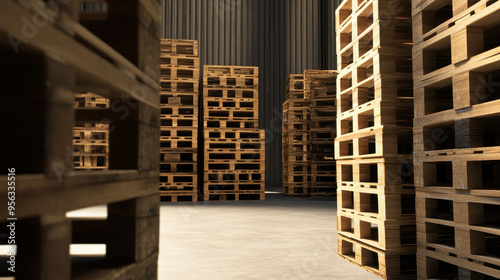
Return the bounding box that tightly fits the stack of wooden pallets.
[1,0,161,278]
[203,65,265,201]
[335,0,417,278]
[282,71,338,196]
[412,0,500,278]
[282,74,311,196]
[305,70,338,196]
[159,39,200,202]
[73,93,110,170]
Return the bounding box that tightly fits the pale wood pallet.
[160,66,200,80]
[204,98,259,111]
[412,0,500,278]
[204,65,258,77]
[1,1,161,279]
[74,92,110,109]
[160,162,197,172]
[160,79,199,93]
[203,76,259,88]
[160,92,199,106]
[338,234,417,280]
[160,116,198,128]
[204,119,260,129]
[160,39,198,57]
[205,106,259,120]
[160,105,198,118]
[204,88,259,99]
[160,55,200,69]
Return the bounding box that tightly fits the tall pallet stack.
[335,0,417,278]
[282,74,311,196]
[73,93,110,170]
[1,0,161,279]
[159,39,200,202]
[305,70,338,196]
[203,65,265,201]
[412,0,500,278]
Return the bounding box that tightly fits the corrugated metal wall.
[162,0,338,188]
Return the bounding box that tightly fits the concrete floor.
[159,190,380,280]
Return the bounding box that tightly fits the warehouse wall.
[162,0,338,188]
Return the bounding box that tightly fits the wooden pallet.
[160,136,197,149]
[310,129,336,141]
[203,76,259,88]
[303,70,338,90]
[160,65,200,80]
[160,116,198,128]
[160,106,198,118]
[206,149,264,161]
[204,65,258,77]
[283,98,311,110]
[338,235,417,280]
[159,190,198,202]
[205,160,264,172]
[160,79,199,93]
[204,170,264,182]
[160,39,198,57]
[205,138,263,150]
[160,92,199,106]
[73,155,109,170]
[160,161,197,172]
[160,128,198,139]
[205,107,258,120]
[74,92,109,109]
[204,88,258,99]
[205,129,265,140]
[204,119,259,129]
[204,98,259,111]
[160,55,200,68]
[285,74,305,94]
[159,173,197,185]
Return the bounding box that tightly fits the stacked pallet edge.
[159,39,200,202]
[413,0,500,278]
[1,0,161,279]
[335,0,417,278]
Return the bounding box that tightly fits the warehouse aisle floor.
[159,189,380,280]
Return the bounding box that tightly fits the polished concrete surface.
[159,190,380,280]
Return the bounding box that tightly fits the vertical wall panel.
[162,0,337,188]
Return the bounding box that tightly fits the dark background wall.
[162,0,339,188]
